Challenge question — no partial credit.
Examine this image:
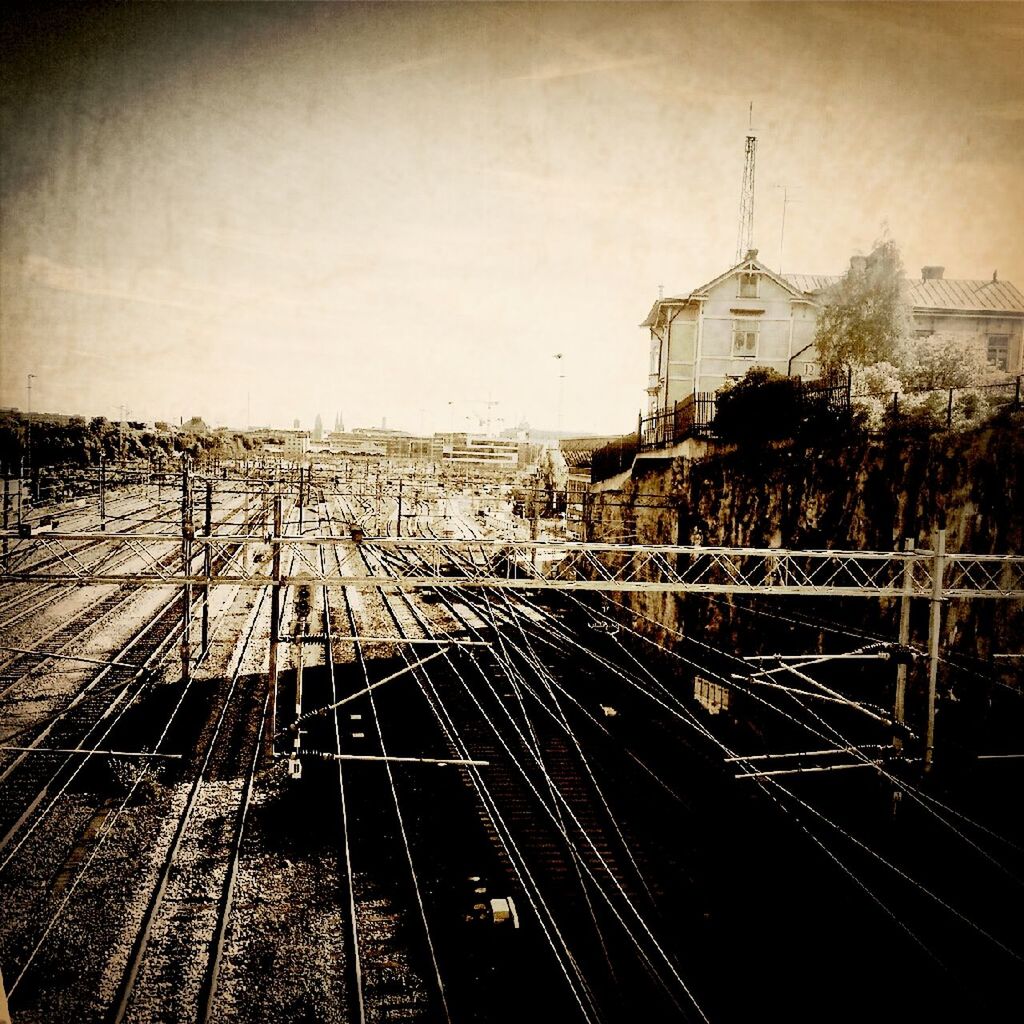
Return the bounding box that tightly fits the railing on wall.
[593,373,1021,483]
[638,392,717,453]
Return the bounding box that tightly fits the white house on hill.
[642,250,1024,416]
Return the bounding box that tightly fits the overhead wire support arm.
[734,761,888,781]
[293,750,490,768]
[280,647,455,736]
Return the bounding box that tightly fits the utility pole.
[397,478,403,538]
[924,524,947,773]
[2,472,9,572]
[180,457,193,685]
[242,477,251,573]
[201,480,213,653]
[893,537,914,753]
[118,404,130,463]
[554,353,565,434]
[267,494,283,763]
[25,374,35,502]
[99,456,107,531]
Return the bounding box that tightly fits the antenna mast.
[735,102,757,262]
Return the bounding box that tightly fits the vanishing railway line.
[1,473,1022,1024]
[312,489,702,1022]
[105,572,272,1024]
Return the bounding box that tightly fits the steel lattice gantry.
[2,531,1024,599]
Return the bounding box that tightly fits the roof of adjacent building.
[783,273,1024,313]
[642,261,1024,326]
[905,277,1024,313]
[558,435,620,468]
[783,274,841,293]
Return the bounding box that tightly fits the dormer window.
[738,272,759,298]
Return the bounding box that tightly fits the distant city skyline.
[3,3,1022,433]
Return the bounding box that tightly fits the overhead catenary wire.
[371,558,711,1021]
[348,524,604,1023]
[362,531,706,1020]
[542,590,1024,959]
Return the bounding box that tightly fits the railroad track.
[104,580,271,1024]
[320,496,439,1024]
[0,493,175,585]
[0,505,287,1023]
[347,497,701,1022]
[0,491,260,696]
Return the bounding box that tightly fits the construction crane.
[467,397,500,434]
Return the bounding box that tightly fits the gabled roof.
[784,273,1024,314]
[692,255,805,300]
[640,295,690,328]
[640,254,804,327]
[644,261,1024,330]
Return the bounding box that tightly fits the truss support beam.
[2,534,1022,599]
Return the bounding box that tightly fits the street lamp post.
[26,373,36,506]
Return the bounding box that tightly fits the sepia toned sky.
[2,2,1022,434]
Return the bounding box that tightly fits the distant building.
[282,431,309,457]
[642,250,1024,415]
[439,434,527,472]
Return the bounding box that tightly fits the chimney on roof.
[744,248,758,262]
[921,266,945,281]
[993,270,998,283]
[849,255,867,274]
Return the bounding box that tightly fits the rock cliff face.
[587,421,1023,720]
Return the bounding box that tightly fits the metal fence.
[590,433,639,484]
[853,375,1022,429]
[638,392,717,452]
[593,373,1022,483]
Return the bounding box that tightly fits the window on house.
[987,335,1009,372]
[738,272,759,298]
[732,320,759,357]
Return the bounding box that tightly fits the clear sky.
[2,2,1022,435]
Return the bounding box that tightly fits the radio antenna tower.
[735,102,757,262]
